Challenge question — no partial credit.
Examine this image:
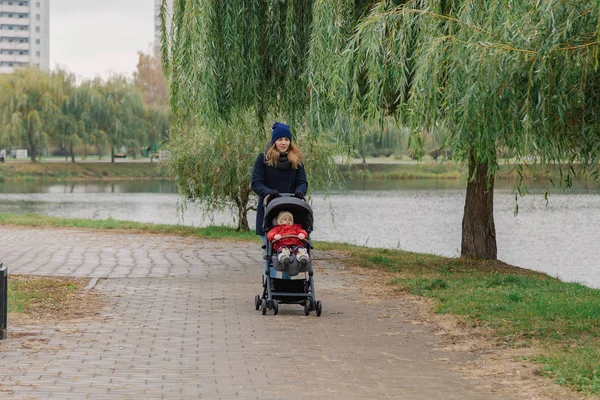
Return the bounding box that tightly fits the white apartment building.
[154,0,172,55]
[0,0,49,74]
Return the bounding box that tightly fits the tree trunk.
[27,130,37,162]
[238,206,250,231]
[235,189,251,231]
[461,153,497,259]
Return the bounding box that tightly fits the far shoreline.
[1,157,598,185]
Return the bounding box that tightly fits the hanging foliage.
[0,68,65,162]
[162,0,599,248]
[310,0,600,259]
[161,0,342,231]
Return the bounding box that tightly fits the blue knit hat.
[271,122,292,144]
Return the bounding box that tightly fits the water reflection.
[1,178,598,288]
[0,180,177,194]
[2,177,598,194]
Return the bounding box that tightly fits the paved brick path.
[0,227,545,399]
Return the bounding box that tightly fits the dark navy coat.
[251,152,308,235]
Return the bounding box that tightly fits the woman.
[251,122,308,239]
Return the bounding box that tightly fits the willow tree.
[161,0,341,230]
[317,0,600,259]
[52,69,88,162]
[144,106,170,162]
[0,68,65,162]
[89,77,146,162]
[69,83,97,160]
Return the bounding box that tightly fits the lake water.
[1,178,599,288]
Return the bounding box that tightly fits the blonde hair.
[265,142,303,169]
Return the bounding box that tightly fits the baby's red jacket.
[267,223,308,251]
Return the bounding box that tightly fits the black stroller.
[254,194,323,316]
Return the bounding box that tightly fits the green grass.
[338,159,599,183]
[338,162,465,180]
[8,275,83,315]
[0,161,170,181]
[0,213,259,242]
[3,213,600,394]
[2,160,598,187]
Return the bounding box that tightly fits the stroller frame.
[254,195,322,316]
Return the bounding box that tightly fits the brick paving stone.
[0,226,563,399]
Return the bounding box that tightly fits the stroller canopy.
[263,196,314,234]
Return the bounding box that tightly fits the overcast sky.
[50,0,155,81]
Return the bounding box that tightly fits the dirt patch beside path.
[331,251,596,400]
[6,275,107,334]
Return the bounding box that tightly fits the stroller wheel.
[315,301,323,317]
[261,299,268,315]
[303,300,311,316]
[272,301,279,315]
[254,294,261,310]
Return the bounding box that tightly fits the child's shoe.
[278,248,291,267]
[297,248,309,267]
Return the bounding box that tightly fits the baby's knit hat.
[277,211,294,225]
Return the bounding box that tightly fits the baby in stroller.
[254,194,322,316]
[267,211,310,268]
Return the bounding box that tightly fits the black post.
[0,262,7,340]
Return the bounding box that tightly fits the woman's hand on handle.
[264,189,280,205]
[298,233,305,240]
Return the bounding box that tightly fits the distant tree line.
[0,51,170,163]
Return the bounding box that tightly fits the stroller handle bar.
[264,192,306,205]
[271,234,310,244]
